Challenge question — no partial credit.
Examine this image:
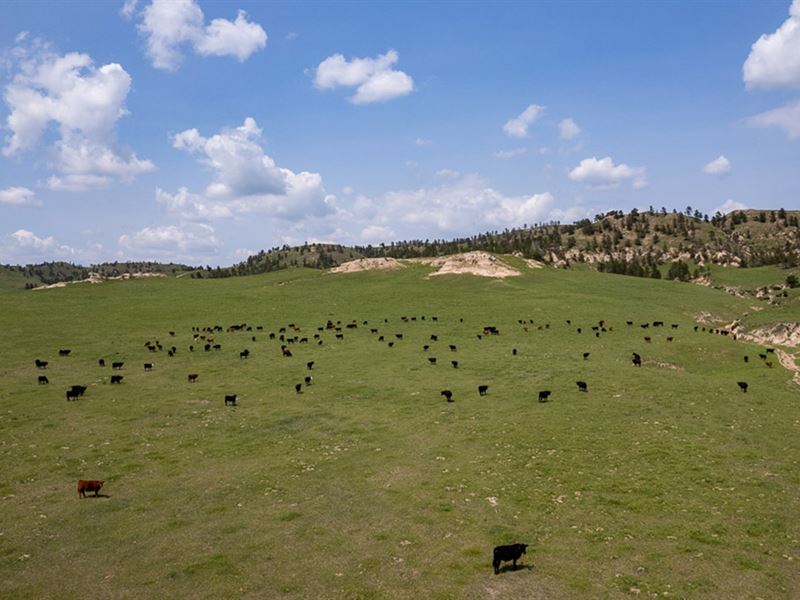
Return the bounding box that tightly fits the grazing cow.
[304,376,312,385]
[307,361,315,371]
[371,328,378,334]
[492,544,528,574]
[451,360,459,368]
[59,349,71,356]
[282,347,293,357]
[641,324,649,329]
[477,335,483,340]
[204,344,211,352]
[538,390,551,402]
[449,345,457,352]
[737,381,748,393]
[576,381,588,392]
[38,375,49,384]
[335,333,344,340]
[595,332,600,338]
[35,359,48,369]
[295,383,303,394]
[78,480,104,498]
[512,348,517,356]
[269,332,276,340]
[187,373,198,383]
[632,353,642,367]
[694,325,699,332]
[758,353,767,360]
[582,352,590,360]
[388,342,395,348]
[66,389,79,401]
[441,390,454,402]
[395,334,403,340]
[189,345,194,352]
[378,336,385,342]
[428,357,437,365]
[110,375,123,384]
[224,394,237,406]
[744,356,749,363]
[112,362,124,370]
[671,324,679,329]
[765,361,773,368]
[626,321,633,326]
[577,328,581,334]
[653,321,664,327]
[240,349,250,359]
[70,385,87,397]
[423,345,430,351]
[169,331,175,337]
[144,363,153,371]
[644,337,651,343]
[98,359,105,367]
[566,319,571,325]
[431,335,438,341]
[478,385,489,396]
[666,337,674,342]
[212,344,221,351]
[167,350,174,357]
[766,348,775,354]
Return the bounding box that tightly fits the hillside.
[2,208,798,290]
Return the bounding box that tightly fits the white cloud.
[436,168,460,178]
[743,0,800,89]
[118,223,222,260]
[747,99,800,138]
[1,229,76,262]
[0,187,40,206]
[558,118,582,140]
[2,45,154,190]
[162,117,334,220]
[313,49,414,104]
[714,199,748,214]
[494,147,528,159]
[120,0,138,19]
[703,155,731,175]
[503,104,545,138]
[568,156,646,189]
[415,137,432,146]
[138,0,266,71]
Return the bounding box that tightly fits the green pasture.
[1,264,798,599]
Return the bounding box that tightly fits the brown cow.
[188,373,199,383]
[78,480,104,498]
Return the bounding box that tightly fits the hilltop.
[2,208,798,290]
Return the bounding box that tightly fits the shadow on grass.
[495,563,534,574]
[81,493,111,499]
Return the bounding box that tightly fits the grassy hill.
[1,262,798,598]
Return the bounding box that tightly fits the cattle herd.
[30,311,776,573]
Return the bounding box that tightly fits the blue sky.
[0,0,798,265]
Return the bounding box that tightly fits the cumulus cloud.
[0,229,76,262]
[568,156,646,189]
[747,99,800,138]
[162,117,334,220]
[703,155,731,175]
[714,199,748,214]
[136,0,266,71]
[503,104,544,138]
[436,168,460,178]
[743,0,800,89]
[494,147,528,159]
[120,0,138,19]
[0,187,40,206]
[2,45,154,190]
[558,118,582,140]
[415,137,432,146]
[313,49,414,104]
[118,223,222,260]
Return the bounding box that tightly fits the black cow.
[224,394,237,406]
[653,321,664,327]
[626,321,633,326]
[378,336,384,342]
[98,359,105,367]
[632,352,642,367]
[395,334,403,340]
[35,359,48,369]
[758,353,767,360]
[240,349,250,359]
[744,356,749,363]
[167,350,174,357]
[59,349,71,356]
[169,331,175,337]
[112,362,124,370]
[766,348,775,354]
[204,344,211,351]
[441,390,453,402]
[576,381,588,392]
[144,363,153,371]
[70,385,87,397]
[492,543,528,574]
[671,324,679,329]
[448,345,456,352]
[212,344,221,350]
[282,347,293,357]
[307,361,314,370]
[423,345,430,351]
[737,381,748,393]
[641,324,649,329]
[335,333,344,340]
[295,383,302,394]
[387,342,395,348]
[428,357,437,365]
[576,328,581,334]
[582,352,590,360]
[512,348,517,356]
[451,360,459,368]
[538,390,551,402]
[478,385,489,396]
[110,375,123,384]
[304,376,312,385]
[66,389,79,401]
[38,375,49,385]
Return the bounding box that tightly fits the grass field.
[1,264,798,599]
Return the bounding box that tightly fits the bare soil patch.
[412,251,521,278]
[328,257,406,274]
